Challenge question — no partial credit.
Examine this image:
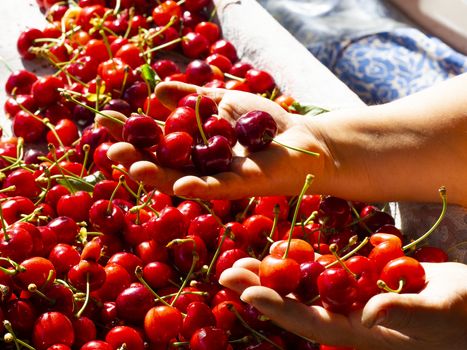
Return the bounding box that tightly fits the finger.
[240,286,358,346]
[219,267,260,295]
[107,142,144,167]
[173,146,301,199]
[232,257,260,275]
[95,110,127,141]
[361,292,433,332]
[156,81,225,109]
[128,160,187,195]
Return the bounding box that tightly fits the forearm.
[309,74,467,206]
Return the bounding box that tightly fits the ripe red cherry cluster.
[0,0,450,349]
[258,185,448,317]
[121,92,282,175]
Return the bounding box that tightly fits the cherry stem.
[134,266,172,307]
[224,72,245,82]
[302,210,318,226]
[3,327,36,350]
[48,144,75,194]
[129,188,160,218]
[228,303,285,350]
[326,236,370,267]
[111,166,140,199]
[205,226,231,278]
[377,279,404,294]
[28,284,55,305]
[80,144,91,178]
[283,174,314,259]
[75,273,90,318]
[143,37,182,55]
[259,204,280,260]
[106,175,125,214]
[266,136,320,157]
[195,95,209,145]
[403,186,447,251]
[236,196,256,221]
[62,92,125,125]
[328,243,357,279]
[0,204,9,239]
[170,240,199,307]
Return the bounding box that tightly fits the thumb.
[361,292,433,332]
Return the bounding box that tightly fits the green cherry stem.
[377,279,404,294]
[259,204,280,260]
[325,236,369,269]
[195,95,209,145]
[403,186,447,252]
[75,274,91,318]
[135,266,172,307]
[328,243,357,279]
[283,174,314,259]
[205,226,231,278]
[266,136,320,157]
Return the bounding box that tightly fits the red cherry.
[195,21,221,43]
[115,43,144,69]
[318,196,352,229]
[259,254,301,296]
[5,69,38,95]
[170,235,208,274]
[178,93,218,121]
[0,225,34,262]
[413,246,448,263]
[142,261,176,290]
[81,340,113,350]
[244,69,275,93]
[345,256,380,305]
[368,233,404,272]
[122,113,163,148]
[165,106,198,137]
[317,266,359,314]
[203,116,237,147]
[269,239,315,264]
[3,168,41,199]
[46,119,79,147]
[94,263,131,301]
[5,299,36,336]
[182,32,210,58]
[379,256,426,293]
[47,216,79,245]
[56,191,92,222]
[214,248,249,280]
[188,214,221,249]
[89,199,125,235]
[186,60,213,86]
[184,0,210,11]
[210,39,238,63]
[32,312,74,350]
[116,283,155,324]
[192,135,233,175]
[17,28,44,60]
[31,76,64,108]
[68,260,106,291]
[0,195,35,224]
[107,252,143,280]
[294,261,325,302]
[105,325,144,350]
[144,305,183,344]
[15,257,56,290]
[147,206,188,245]
[49,243,80,276]
[152,59,181,79]
[152,0,182,26]
[72,316,96,348]
[182,301,216,339]
[235,110,278,152]
[143,92,172,121]
[190,326,230,350]
[242,214,278,253]
[156,131,194,169]
[229,61,253,78]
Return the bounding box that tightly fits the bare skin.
[219,259,467,350]
[107,75,467,206]
[105,74,467,350]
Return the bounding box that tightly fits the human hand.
[106,81,330,199]
[219,259,467,350]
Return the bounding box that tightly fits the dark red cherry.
[122,113,163,149]
[32,312,74,350]
[178,93,218,121]
[156,131,194,169]
[203,116,237,147]
[186,60,213,86]
[5,69,37,95]
[190,326,230,350]
[192,135,233,175]
[235,110,278,152]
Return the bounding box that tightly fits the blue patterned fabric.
[258,0,467,105]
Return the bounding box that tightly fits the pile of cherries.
[0,0,449,349]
